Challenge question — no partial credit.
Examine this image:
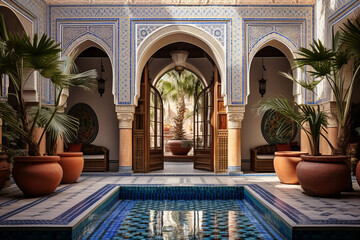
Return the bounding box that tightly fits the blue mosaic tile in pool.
[82,199,285,240]
[118,185,244,200]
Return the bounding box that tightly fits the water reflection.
[149,210,203,239]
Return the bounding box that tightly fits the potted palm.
[158,70,200,155]
[257,99,350,196]
[0,15,96,196]
[256,18,360,196]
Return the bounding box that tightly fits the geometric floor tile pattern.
[1,168,360,240]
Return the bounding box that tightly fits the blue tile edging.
[118,185,244,200]
[0,185,120,240]
[244,186,292,240]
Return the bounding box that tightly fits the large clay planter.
[0,153,9,189]
[13,156,63,197]
[167,139,192,155]
[57,152,84,184]
[274,151,307,184]
[0,167,10,189]
[297,155,350,197]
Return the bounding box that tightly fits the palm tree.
[280,17,360,155]
[157,69,201,140]
[0,14,97,156]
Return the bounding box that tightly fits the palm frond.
[35,106,79,145]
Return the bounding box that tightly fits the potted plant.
[256,17,360,195]
[257,98,350,196]
[260,109,306,184]
[0,153,9,190]
[158,70,200,155]
[0,15,96,196]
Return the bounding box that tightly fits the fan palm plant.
[279,17,360,155]
[158,69,201,140]
[0,14,97,156]
[256,98,330,156]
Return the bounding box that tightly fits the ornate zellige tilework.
[49,5,314,105]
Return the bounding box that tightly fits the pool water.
[81,199,284,240]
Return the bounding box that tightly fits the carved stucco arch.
[63,34,116,104]
[247,34,302,104]
[0,4,32,36]
[152,62,208,88]
[136,24,226,105]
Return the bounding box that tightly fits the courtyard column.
[34,127,46,155]
[320,102,338,155]
[116,105,135,173]
[226,105,245,174]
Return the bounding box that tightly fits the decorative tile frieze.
[44,0,316,5]
[48,5,313,106]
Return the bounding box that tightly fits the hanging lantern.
[258,78,266,97]
[258,57,267,98]
[170,50,189,73]
[98,58,105,97]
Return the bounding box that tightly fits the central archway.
[135,25,226,105]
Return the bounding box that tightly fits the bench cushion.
[83,154,105,160]
[256,154,275,160]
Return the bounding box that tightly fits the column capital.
[116,105,135,129]
[226,105,245,129]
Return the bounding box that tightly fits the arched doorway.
[65,43,118,172]
[0,6,26,105]
[0,6,27,149]
[242,44,300,172]
[133,41,227,173]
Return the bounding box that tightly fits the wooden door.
[148,84,164,171]
[133,63,163,173]
[193,82,214,171]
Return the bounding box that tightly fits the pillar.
[227,106,245,174]
[34,127,46,155]
[320,102,338,155]
[116,105,135,173]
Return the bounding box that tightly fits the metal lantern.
[170,50,189,73]
[258,57,267,98]
[98,58,105,97]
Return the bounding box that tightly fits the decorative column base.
[228,166,243,175]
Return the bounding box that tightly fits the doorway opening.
[133,42,227,174]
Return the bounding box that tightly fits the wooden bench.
[81,144,109,172]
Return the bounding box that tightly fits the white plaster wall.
[241,57,300,161]
[67,57,119,162]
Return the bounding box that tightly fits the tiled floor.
[0,173,359,238]
[149,162,215,174]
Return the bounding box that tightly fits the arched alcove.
[135,25,226,105]
[247,35,302,105]
[241,45,300,171]
[64,35,116,103]
[0,6,26,107]
[66,44,119,171]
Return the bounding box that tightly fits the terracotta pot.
[0,167,10,189]
[57,152,84,184]
[13,156,63,197]
[356,161,360,187]
[297,155,350,197]
[0,153,9,189]
[167,139,192,155]
[274,151,307,184]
